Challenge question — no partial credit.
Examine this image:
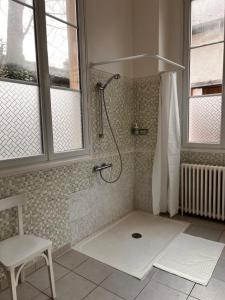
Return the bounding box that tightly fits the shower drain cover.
[132,233,142,239]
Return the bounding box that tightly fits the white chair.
[0,195,56,300]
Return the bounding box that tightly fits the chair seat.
[0,235,52,268]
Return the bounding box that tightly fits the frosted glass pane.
[190,43,224,95]
[45,0,77,25]
[189,96,222,144]
[0,81,42,159]
[0,0,37,82]
[46,16,80,89]
[51,89,83,152]
[191,0,224,47]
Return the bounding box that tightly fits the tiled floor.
[1,215,225,300]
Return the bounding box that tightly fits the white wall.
[86,0,134,78]
[133,0,159,77]
[158,0,184,104]
[133,0,184,77]
[86,0,184,79]
[159,0,184,72]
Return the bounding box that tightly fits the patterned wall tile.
[181,150,225,166]
[90,69,135,156]
[134,75,160,152]
[134,151,155,212]
[0,208,17,241]
[69,153,135,244]
[133,75,160,212]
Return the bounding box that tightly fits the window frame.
[0,0,90,169]
[183,0,225,150]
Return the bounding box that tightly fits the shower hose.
[99,89,123,183]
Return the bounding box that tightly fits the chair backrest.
[0,195,25,235]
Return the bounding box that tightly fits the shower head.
[96,73,121,90]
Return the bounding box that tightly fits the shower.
[96,74,121,90]
[93,74,123,184]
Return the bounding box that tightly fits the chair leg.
[46,248,56,299]
[9,268,17,300]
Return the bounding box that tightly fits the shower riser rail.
[181,163,225,221]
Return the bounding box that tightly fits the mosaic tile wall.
[134,75,160,212]
[0,69,164,285]
[0,69,135,261]
[69,152,135,244]
[90,69,135,156]
[181,150,225,166]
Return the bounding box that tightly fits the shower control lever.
[93,163,112,172]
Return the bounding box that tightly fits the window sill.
[0,153,92,177]
[0,149,135,177]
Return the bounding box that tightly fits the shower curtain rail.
[90,53,185,70]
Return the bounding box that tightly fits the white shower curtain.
[152,72,181,217]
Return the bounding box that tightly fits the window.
[184,0,225,147]
[0,0,88,168]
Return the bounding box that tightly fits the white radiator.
[181,163,225,221]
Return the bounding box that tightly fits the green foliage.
[50,75,70,88]
[0,64,37,82]
[0,63,71,88]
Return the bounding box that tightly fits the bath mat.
[73,211,189,279]
[153,233,224,285]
